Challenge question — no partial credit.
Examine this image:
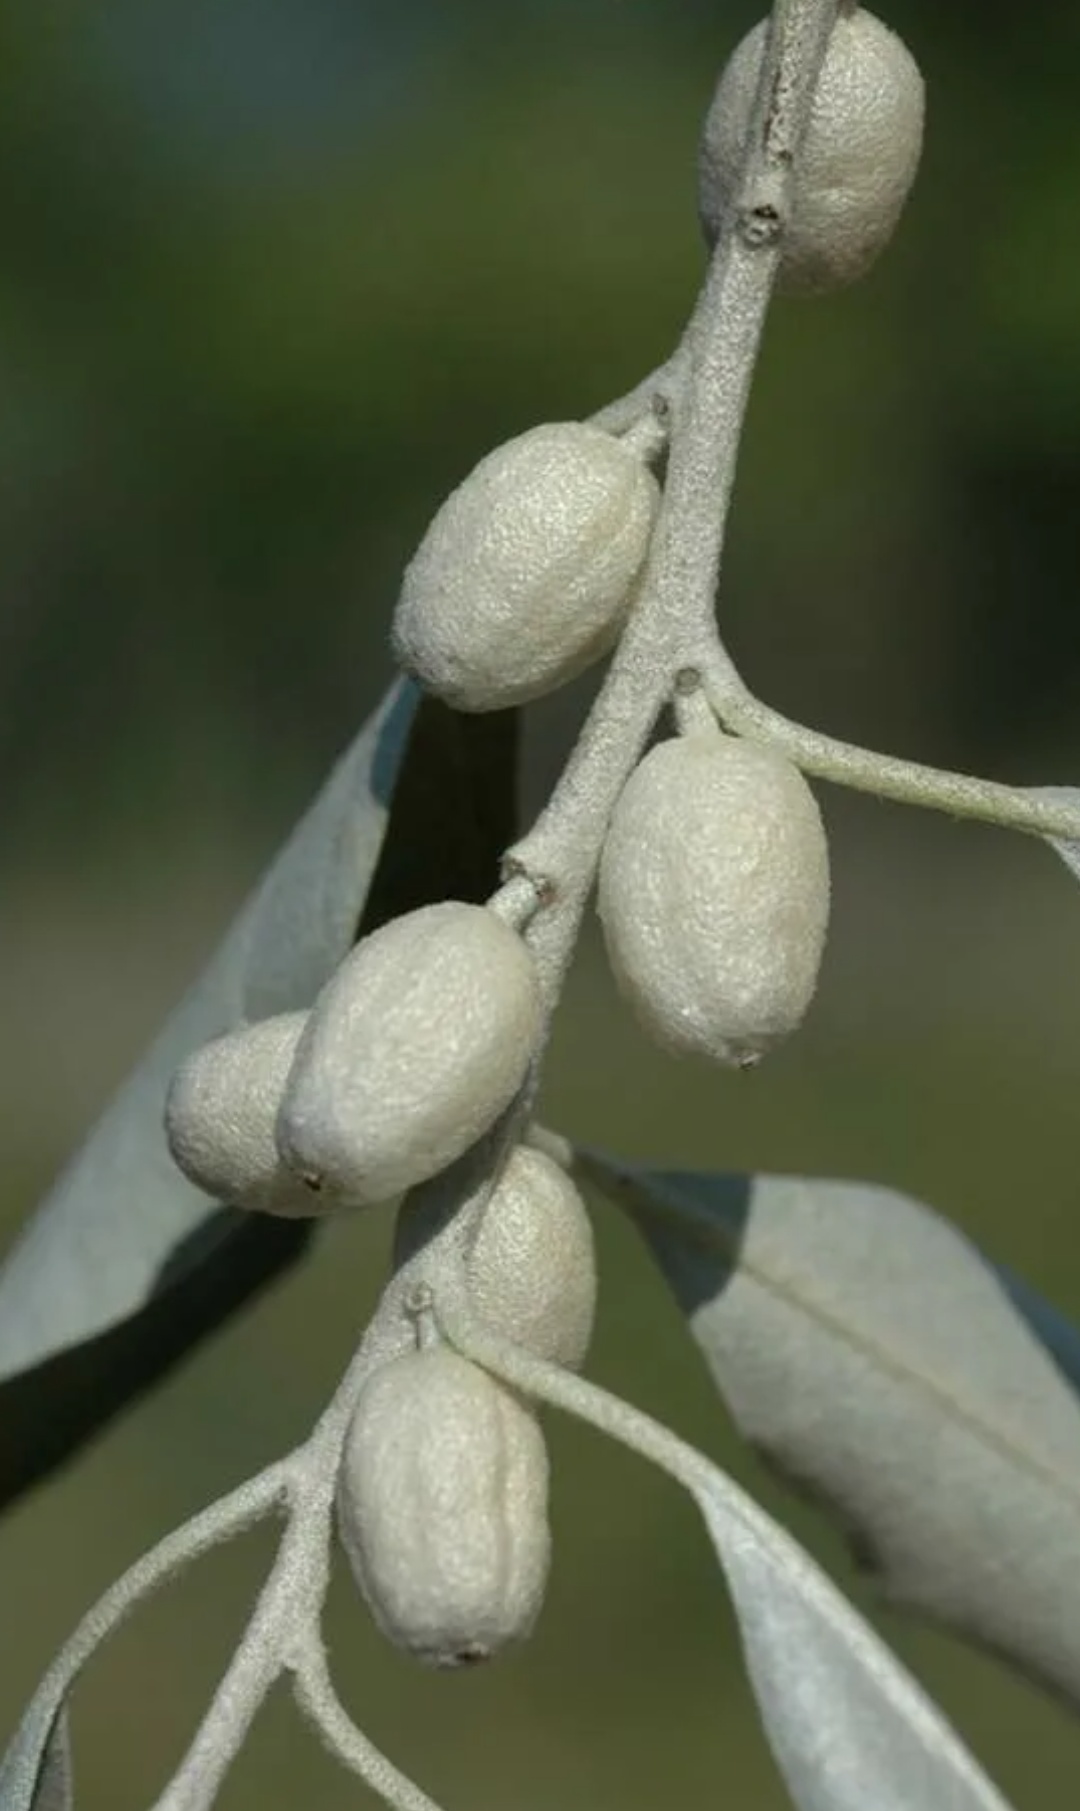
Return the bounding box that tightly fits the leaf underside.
[582,1151,1080,1717]
[0,684,518,1512]
[7,1708,72,1811]
[692,1476,1014,1811]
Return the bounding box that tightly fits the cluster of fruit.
[162,4,921,1674]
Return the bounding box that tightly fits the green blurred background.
[3,0,1080,1804]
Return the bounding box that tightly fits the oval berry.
[699,9,924,293]
[393,422,659,710]
[337,1348,550,1667]
[277,903,540,1205]
[597,732,830,1066]
[467,1145,596,1370]
[165,1012,322,1217]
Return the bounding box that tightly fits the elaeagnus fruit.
[392,421,660,710]
[165,1012,322,1217]
[698,8,924,293]
[276,903,540,1205]
[337,1348,551,1668]
[466,1145,596,1371]
[597,731,830,1066]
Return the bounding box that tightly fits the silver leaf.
[693,1470,1014,1810]
[1,1707,72,1811]
[583,1152,1080,1713]
[0,680,417,1380]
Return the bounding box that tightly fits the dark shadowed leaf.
[0,1212,308,1510]
[0,684,518,1508]
[0,680,418,1383]
[582,1151,1080,1716]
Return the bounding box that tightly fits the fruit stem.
[701,644,1080,842]
[506,0,844,1023]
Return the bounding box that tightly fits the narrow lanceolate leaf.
[691,1467,1013,1811]
[0,679,418,1381]
[1,1707,72,1811]
[470,1307,1014,1811]
[0,685,519,1507]
[0,1464,284,1811]
[582,1151,1080,1715]
[3,1708,73,1811]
